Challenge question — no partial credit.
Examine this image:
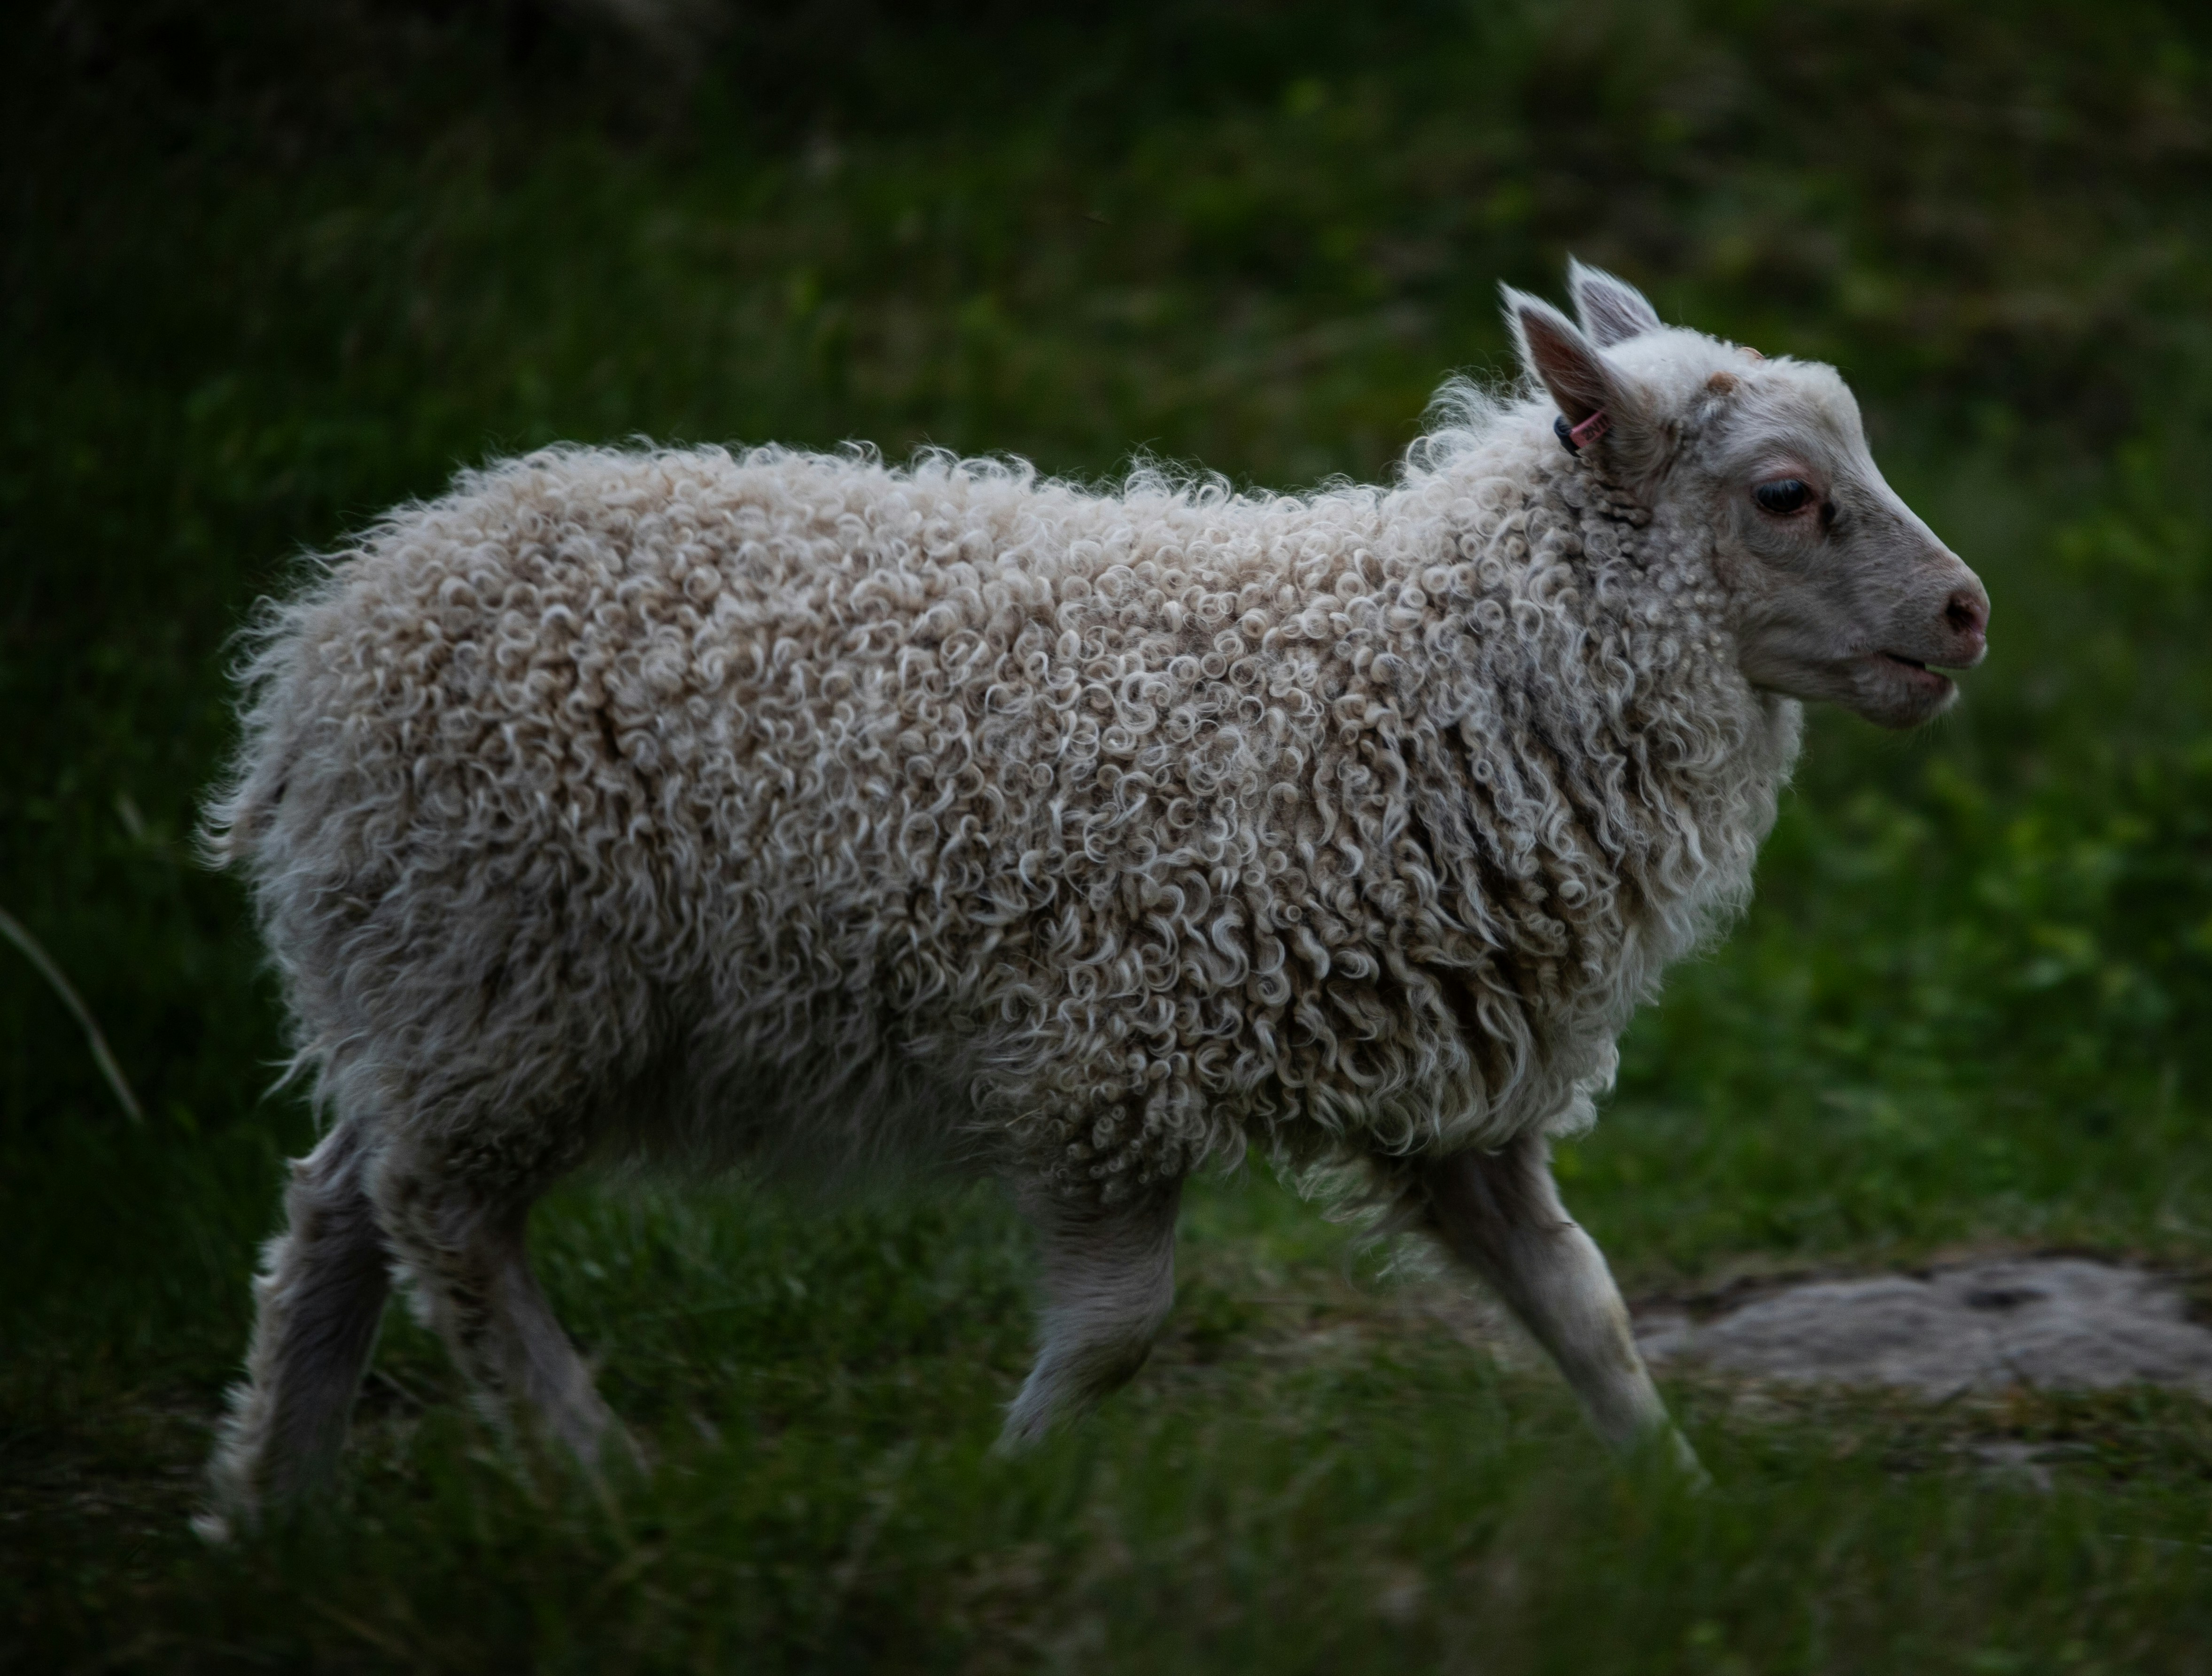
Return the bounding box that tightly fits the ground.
[6,1,2212,1669]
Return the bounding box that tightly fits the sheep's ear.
[1503,287,1620,429]
[1567,259,1662,348]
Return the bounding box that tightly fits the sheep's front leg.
[1000,1178,1183,1448]
[1415,1136,1696,1469]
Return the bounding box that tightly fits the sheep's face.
[1507,264,1989,730]
[1692,368,1987,728]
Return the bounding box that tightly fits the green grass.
[8,0,2212,1668]
[10,1162,2212,1671]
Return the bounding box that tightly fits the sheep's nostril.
[1943,591,1986,639]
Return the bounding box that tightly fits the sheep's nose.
[1941,582,1989,665]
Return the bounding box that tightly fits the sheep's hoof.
[1660,1427,1712,1492]
[990,1420,1045,1459]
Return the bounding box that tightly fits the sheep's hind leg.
[201,1120,391,1538]
[369,1142,631,1470]
[1000,1179,1183,1448]
[1413,1135,1700,1473]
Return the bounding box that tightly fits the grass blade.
[0,904,144,1124]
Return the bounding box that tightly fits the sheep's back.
[220,447,1374,1181]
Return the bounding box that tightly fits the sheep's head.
[1505,263,1989,730]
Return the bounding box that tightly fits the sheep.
[196,263,1988,1531]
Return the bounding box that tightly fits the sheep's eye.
[1754,478,1812,515]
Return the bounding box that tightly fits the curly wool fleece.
[211,402,1801,1202]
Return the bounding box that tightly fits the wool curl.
[206,389,1801,1205]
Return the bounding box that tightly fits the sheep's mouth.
[1826,651,1965,729]
[1873,651,1956,701]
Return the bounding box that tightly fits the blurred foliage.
[8,1,2212,1665]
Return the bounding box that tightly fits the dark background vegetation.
[6,0,2212,1668]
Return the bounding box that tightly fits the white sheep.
[198,264,1987,1529]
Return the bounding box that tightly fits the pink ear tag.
[1554,409,1610,456]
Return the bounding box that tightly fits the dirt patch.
[1637,1259,2212,1398]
